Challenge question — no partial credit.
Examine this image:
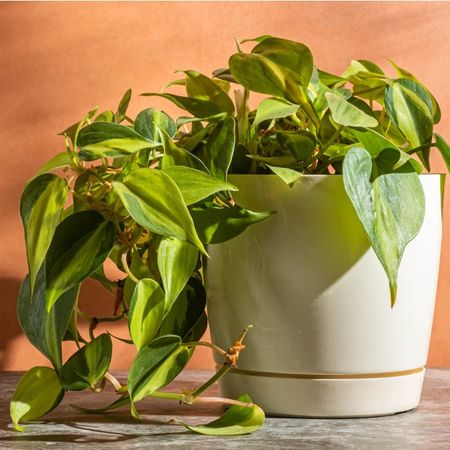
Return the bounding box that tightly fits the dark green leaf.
[134,108,176,142]
[185,394,265,436]
[113,169,207,254]
[343,147,425,306]
[20,174,68,294]
[17,270,79,368]
[435,133,450,172]
[10,366,64,431]
[128,279,165,350]
[191,206,273,244]
[59,334,112,391]
[70,395,130,413]
[128,335,190,417]
[45,211,115,310]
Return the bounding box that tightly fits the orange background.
[1,2,449,370]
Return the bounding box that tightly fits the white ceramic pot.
[206,174,444,417]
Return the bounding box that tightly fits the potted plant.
[10,89,267,434]
[198,36,448,417]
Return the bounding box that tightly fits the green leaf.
[70,395,130,413]
[350,128,399,156]
[20,174,68,294]
[200,117,236,180]
[36,152,73,176]
[141,93,221,118]
[128,335,190,417]
[183,70,235,114]
[160,278,206,340]
[128,279,165,350]
[45,211,115,310]
[17,270,79,368]
[435,133,450,172]
[375,148,422,174]
[113,169,207,254]
[185,394,265,436]
[252,97,300,128]
[384,79,433,148]
[325,92,378,128]
[191,206,273,244]
[389,59,441,124]
[95,110,115,123]
[59,334,112,391]
[343,147,425,306]
[251,37,313,88]
[267,166,302,187]
[159,128,209,172]
[10,366,64,431]
[276,130,316,162]
[134,108,176,142]
[157,237,198,314]
[163,166,237,205]
[116,88,132,122]
[78,122,156,160]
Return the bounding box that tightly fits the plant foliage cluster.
[10,36,449,434]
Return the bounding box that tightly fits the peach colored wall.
[1,2,449,370]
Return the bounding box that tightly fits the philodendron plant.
[11,35,449,433]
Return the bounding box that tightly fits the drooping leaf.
[389,59,441,124]
[113,169,207,254]
[183,70,235,114]
[160,278,207,340]
[163,166,237,205]
[36,152,73,176]
[184,394,265,436]
[78,122,156,160]
[20,174,68,294]
[45,211,115,310]
[267,165,302,187]
[343,147,425,306]
[134,108,176,142]
[434,133,450,172]
[17,270,79,368]
[158,127,209,172]
[128,279,165,350]
[384,79,433,148]
[59,333,112,391]
[10,366,64,431]
[199,117,236,180]
[191,206,273,244]
[70,395,130,413]
[157,237,198,314]
[128,335,190,417]
[141,92,221,118]
[252,97,300,129]
[115,88,132,123]
[325,92,378,128]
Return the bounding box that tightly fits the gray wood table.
[1,369,449,449]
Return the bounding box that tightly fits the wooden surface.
[1,369,450,449]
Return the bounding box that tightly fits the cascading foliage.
[10,35,449,434]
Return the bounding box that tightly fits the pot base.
[219,368,425,418]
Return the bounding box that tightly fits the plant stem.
[104,372,123,391]
[322,125,344,152]
[184,341,227,357]
[193,397,253,408]
[121,252,138,283]
[189,364,231,400]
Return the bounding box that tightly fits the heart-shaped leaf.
[20,174,68,294]
[343,147,425,306]
[128,279,165,350]
[157,237,199,314]
[134,108,176,142]
[128,335,190,417]
[59,333,112,391]
[10,366,64,431]
[36,152,73,176]
[17,269,79,369]
[252,97,300,129]
[45,211,115,310]
[163,166,237,206]
[184,394,265,436]
[113,169,206,254]
[267,166,302,187]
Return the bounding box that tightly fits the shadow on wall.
[0,277,22,370]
